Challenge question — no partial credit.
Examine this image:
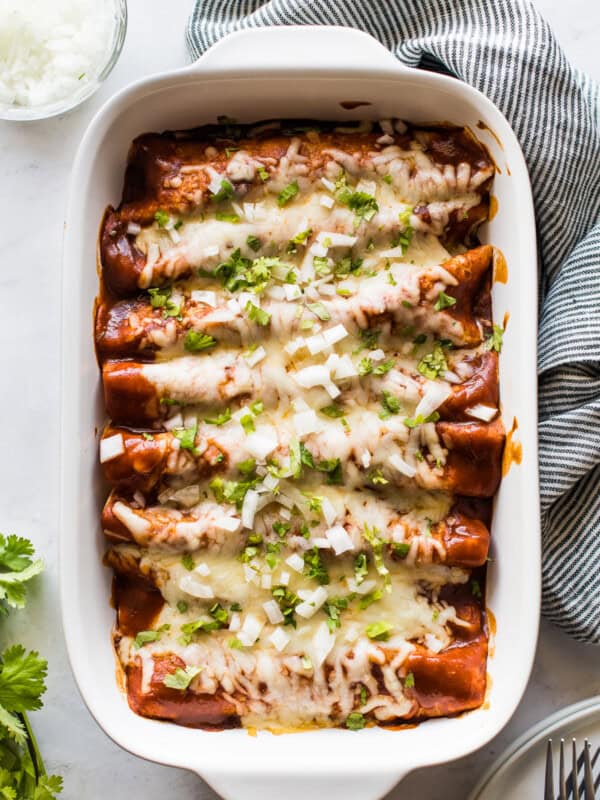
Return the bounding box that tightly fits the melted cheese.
[104,121,495,730]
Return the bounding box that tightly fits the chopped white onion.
[244,345,266,367]
[293,408,319,436]
[414,381,453,420]
[194,562,211,577]
[325,525,354,555]
[311,621,336,668]
[278,570,290,586]
[465,404,498,422]
[296,586,329,619]
[217,515,241,533]
[321,497,337,526]
[361,450,372,468]
[284,337,306,355]
[293,364,332,390]
[229,612,241,632]
[241,490,259,529]
[163,413,183,431]
[319,195,334,209]
[285,553,305,573]
[269,627,290,652]
[309,242,328,258]
[284,283,303,301]
[323,324,349,346]
[263,600,284,625]
[321,177,336,192]
[99,433,124,463]
[261,574,273,590]
[190,289,217,307]
[127,222,141,236]
[306,333,329,355]
[237,613,264,646]
[245,426,279,460]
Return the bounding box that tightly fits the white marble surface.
[0,1,598,797]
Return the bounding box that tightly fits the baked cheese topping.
[100,119,499,731]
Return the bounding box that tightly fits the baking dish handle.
[201,768,406,800]
[189,25,405,74]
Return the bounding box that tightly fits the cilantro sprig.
[0,534,62,797]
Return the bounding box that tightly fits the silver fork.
[545,738,599,799]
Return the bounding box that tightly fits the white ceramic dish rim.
[60,26,541,800]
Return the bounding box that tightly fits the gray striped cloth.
[187,0,600,644]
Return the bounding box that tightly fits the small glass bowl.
[0,0,127,121]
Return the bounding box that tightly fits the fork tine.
[583,740,595,799]
[546,739,555,800]
[559,739,568,800]
[572,739,581,800]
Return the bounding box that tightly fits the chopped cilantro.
[250,400,264,415]
[134,630,161,649]
[246,234,261,252]
[323,596,348,632]
[173,423,198,452]
[308,302,331,321]
[277,180,299,207]
[484,324,504,353]
[354,552,369,585]
[365,621,393,641]
[215,212,240,223]
[303,547,329,585]
[176,601,188,614]
[345,712,366,731]
[142,433,154,441]
[184,331,217,352]
[246,301,271,326]
[403,411,440,428]
[379,390,401,419]
[471,579,483,598]
[359,589,383,610]
[272,585,300,627]
[204,408,232,426]
[374,359,394,375]
[404,671,415,689]
[181,553,194,571]
[392,542,410,559]
[211,179,234,202]
[358,357,373,376]
[434,291,457,312]
[320,404,345,418]
[240,414,255,434]
[368,469,388,485]
[257,166,269,182]
[154,209,170,228]
[163,665,202,690]
[238,458,256,476]
[417,342,448,380]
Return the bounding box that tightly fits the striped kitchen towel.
[187,1,600,643]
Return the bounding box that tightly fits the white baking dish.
[60,26,540,800]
